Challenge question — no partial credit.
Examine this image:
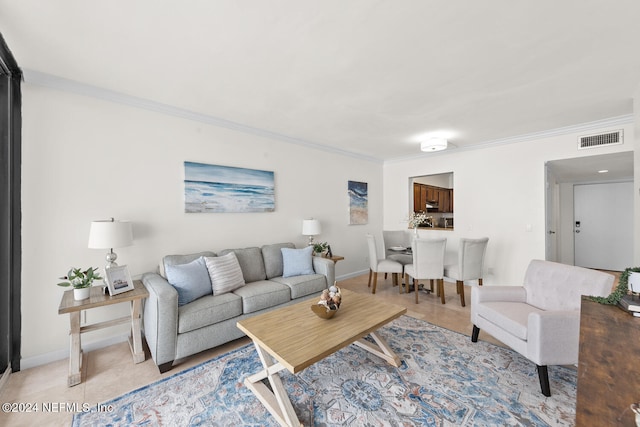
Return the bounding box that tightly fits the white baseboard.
[20,334,130,371]
[336,270,368,281]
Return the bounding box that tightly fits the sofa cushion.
[476,301,545,340]
[232,280,291,314]
[281,246,315,277]
[205,252,246,295]
[165,256,212,306]
[161,251,216,278]
[178,292,243,334]
[271,274,327,299]
[262,242,295,279]
[219,247,266,283]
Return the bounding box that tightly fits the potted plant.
[589,266,640,305]
[312,242,328,257]
[58,267,103,300]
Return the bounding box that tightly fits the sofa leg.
[471,325,480,342]
[158,361,174,374]
[537,365,551,397]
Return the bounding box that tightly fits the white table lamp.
[302,219,321,245]
[88,218,133,270]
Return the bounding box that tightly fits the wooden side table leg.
[68,311,82,387]
[129,299,145,364]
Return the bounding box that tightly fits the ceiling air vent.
[578,130,623,150]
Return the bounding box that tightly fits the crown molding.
[385,114,634,164]
[23,69,632,166]
[23,69,382,164]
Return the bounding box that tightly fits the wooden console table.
[575,298,640,426]
[58,280,148,386]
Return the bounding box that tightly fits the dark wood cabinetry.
[575,299,640,426]
[413,183,453,213]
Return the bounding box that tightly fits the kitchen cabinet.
[413,183,453,213]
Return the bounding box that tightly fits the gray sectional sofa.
[141,242,335,372]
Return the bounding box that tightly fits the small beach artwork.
[348,180,368,225]
[184,161,275,213]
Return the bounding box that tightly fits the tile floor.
[0,270,617,426]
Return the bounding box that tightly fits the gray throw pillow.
[281,246,315,278]
[164,256,212,306]
[205,252,246,295]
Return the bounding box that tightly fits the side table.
[57,279,149,386]
[328,255,344,263]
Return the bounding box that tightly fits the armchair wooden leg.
[537,365,551,397]
[372,272,378,294]
[368,269,372,288]
[439,279,445,304]
[471,325,480,342]
[458,280,465,307]
[414,279,419,304]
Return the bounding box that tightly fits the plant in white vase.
[58,267,103,300]
[312,242,328,256]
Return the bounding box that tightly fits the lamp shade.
[302,219,321,236]
[88,219,133,249]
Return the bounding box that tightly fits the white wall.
[21,84,382,366]
[383,123,635,285]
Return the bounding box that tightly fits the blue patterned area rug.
[72,316,576,426]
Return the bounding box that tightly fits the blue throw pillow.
[165,256,212,306]
[281,246,315,278]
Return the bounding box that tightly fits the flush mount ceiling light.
[420,137,448,152]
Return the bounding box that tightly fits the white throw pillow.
[205,252,246,295]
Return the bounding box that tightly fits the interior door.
[574,181,633,271]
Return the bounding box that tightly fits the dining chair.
[382,230,413,266]
[403,237,446,304]
[366,234,403,294]
[443,237,489,307]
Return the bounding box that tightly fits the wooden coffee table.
[236,288,406,427]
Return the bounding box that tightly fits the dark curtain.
[0,31,22,372]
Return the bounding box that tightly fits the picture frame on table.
[105,265,135,296]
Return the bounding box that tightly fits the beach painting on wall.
[184,161,275,213]
[348,180,368,225]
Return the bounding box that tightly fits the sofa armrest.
[527,310,580,366]
[141,272,179,367]
[313,256,335,287]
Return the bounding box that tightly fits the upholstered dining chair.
[366,234,403,294]
[382,231,413,279]
[443,237,489,307]
[403,237,446,304]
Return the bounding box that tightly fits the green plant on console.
[588,266,640,305]
[57,267,103,289]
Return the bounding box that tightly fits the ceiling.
[1,1,640,163]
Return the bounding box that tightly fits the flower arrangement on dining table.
[408,212,433,229]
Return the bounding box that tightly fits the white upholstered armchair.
[471,259,614,396]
